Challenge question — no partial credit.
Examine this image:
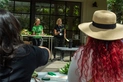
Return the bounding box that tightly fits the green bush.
[0,0,9,9]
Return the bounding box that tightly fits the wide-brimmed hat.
[78,10,123,40]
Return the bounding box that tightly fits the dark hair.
[0,9,23,67]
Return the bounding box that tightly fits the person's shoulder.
[15,44,32,56]
[19,44,38,51]
[32,25,36,29]
[20,45,47,55]
[39,25,43,28]
[61,24,65,28]
[73,46,84,58]
[54,25,58,28]
[29,45,48,54]
[20,44,33,50]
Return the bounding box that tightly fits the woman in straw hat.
[67,10,123,82]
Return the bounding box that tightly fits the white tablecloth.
[31,72,68,82]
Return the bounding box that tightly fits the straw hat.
[78,10,123,40]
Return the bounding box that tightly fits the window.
[9,0,81,42]
[8,1,30,29]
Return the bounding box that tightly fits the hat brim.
[78,22,123,40]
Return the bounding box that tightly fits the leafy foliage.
[107,0,123,23]
[32,71,38,78]
[59,62,70,74]
[0,0,9,9]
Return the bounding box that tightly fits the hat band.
[92,21,116,29]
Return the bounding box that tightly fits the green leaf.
[107,0,123,23]
[0,0,9,9]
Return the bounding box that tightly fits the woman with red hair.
[67,10,123,82]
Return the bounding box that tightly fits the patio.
[35,52,70,72]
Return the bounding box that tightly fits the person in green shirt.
[32,17,44,46]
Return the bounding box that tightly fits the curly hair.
[77,37,123,82]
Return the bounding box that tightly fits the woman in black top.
[0,9,50,82]
[53,18,66,61]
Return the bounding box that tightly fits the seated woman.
[32,17,44,46]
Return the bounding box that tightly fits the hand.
[65,37,69,42]
[57,31,60,34]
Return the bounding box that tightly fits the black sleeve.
[54,25,57,30]
[32,46,49,67]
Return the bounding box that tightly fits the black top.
[0,45,49,82]
[54,24,65,38]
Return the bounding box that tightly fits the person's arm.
[41,30,44,35]
[67,54,80,82]
[32,46,50,67]
[32,31,36,35]
[40,25,44,35]
[38,46,51,59]
[64,29,66,39]
[54,29,60,36]
[32,26,36,35]
[68,48,93,82]
[40,29,44,35]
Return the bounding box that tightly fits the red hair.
[77,37,123,82]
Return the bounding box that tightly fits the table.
[55,47,79,61]
[31,72,68,82]
[20,35,54,59]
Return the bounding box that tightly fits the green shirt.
[32,25,43,38]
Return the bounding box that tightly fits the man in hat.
[67,10,123,82]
